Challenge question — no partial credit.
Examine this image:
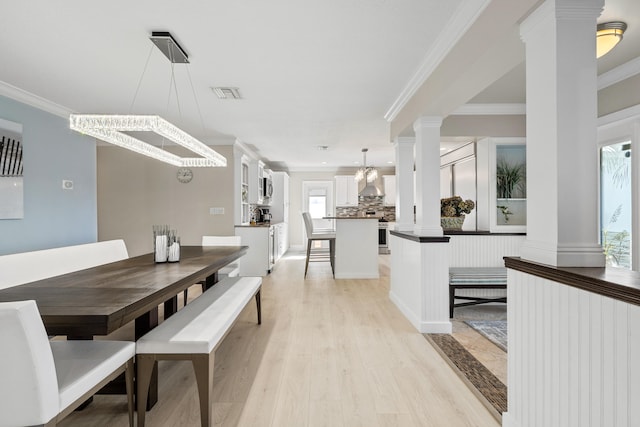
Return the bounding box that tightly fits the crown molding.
[413,116,443,130]
[598,56,640,90]
[0,80,72,118]
[384,0,491,122]
[597,103,640,129]
[452,103,526,115]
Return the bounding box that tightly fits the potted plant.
[441,196,475,230]
[496,159,526,199]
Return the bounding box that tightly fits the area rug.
[465,320,507,352]
[426,334,507,420]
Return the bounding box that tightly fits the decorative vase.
[441,215,465,230]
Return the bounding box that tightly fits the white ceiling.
[0,0,638,170]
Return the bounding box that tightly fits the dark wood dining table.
[0,245,248,408]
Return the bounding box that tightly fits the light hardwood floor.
[60,252,500,427]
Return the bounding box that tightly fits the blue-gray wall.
[0,95,97,255]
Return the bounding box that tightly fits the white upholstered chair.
[0,300,135,427]
[202,235,242,278]
[0,239,129,290]
[184,235,242,303]
[302,212,335,278]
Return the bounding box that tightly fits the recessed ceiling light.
[387,161,393,164]
[211,87,241,99]
[321,161,327,164]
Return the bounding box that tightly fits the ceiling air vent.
[211,87,241,99]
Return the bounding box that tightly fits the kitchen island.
[325,216,379,279]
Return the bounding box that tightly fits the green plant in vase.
[496,159,526,199]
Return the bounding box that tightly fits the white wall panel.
[505,269,640,427]
[389,235,451,333]
[449,235,525,267]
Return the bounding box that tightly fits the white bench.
[136,276,262,427]
[449,267,507,318]
[0,240,129,290]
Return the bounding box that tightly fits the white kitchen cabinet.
[383,175,396,206]
[270,172,289,224]
[248,160,265,205]
[240,156,250,224]
[335,175,358,207]
[235,225,272,276]
[275,222,288,260]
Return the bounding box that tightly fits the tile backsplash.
[336,196,396,221]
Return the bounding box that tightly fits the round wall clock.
[176,167,193,183]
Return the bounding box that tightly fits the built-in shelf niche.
[490,139,526,232]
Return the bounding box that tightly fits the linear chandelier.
[69,114,226,167]
[70,32,226,167]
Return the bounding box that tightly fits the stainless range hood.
[357,148,383,197]
[359,181,383,197]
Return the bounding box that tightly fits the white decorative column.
[389,117,450,334]
[413,116,443,237]
[393,136,415,231]
[504,2,609,427]
[519,0,605,267]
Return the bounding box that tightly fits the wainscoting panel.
[389,235,451,333]
[449,235,525,267]
[505,269,640,427]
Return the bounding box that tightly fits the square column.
[413,116,443,237]
[519,0,605,267]
[393,137,415,231]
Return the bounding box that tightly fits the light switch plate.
[209,207,224,215]
[62,180,74,190]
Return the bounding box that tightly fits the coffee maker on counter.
[257,208,272,223]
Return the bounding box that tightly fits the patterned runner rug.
[425,334,507,420]
[464,320,507,351]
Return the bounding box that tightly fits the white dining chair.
[184,235,243,303]
[0,300,135,427]
[302,212,335,278]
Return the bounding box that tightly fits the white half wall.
[504,269,640,427]
[389,234,451,333]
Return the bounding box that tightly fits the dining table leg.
[135,306,159,410]
[164,295,178,318]
[203,271,219,291]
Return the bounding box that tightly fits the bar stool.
[302,212,335,278]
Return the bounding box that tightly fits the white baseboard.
[500,412,520,427]
[419,321,452,334]
[389,290,421,332]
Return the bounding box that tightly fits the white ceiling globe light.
[596,22,627,59]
